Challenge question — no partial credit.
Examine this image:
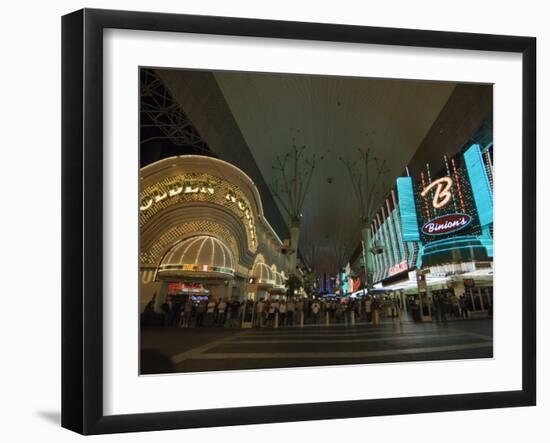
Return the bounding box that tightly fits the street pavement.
[140,318,493,374]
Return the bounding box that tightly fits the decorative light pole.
[271,145,318,277]
[331,225,355,276]
[301,230,320,273]
[341,146,390,291]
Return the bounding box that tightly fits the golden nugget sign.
[140,179,215,211]
[225,190,255,228]
[421,177,453,209]
[140,175,257,248]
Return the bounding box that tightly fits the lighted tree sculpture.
[325,224,357,294]
[340,145,390,289]
[331,225,356,276]
[301,229,320,273]
[270,145,318,277]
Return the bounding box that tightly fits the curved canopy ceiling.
[212,72,455,273]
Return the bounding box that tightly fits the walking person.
[359,298,366,322]
[306,300,312,323]
[394,297,403,324]
[287,298,295,326]
[311,300,321,324]
[195,300,207,327]
[279,299,288,327]
[432,294,441,322]
[296,298,304,326]
[385,298,392,319]
[372,297,381,326]
[172,299,182,327]
[181,296,193,328]
[206,298,216,326]
[353,299,361,323]
[365,297,372,323]
[217,298,227,327]
[267,300,276,327]
[228,298,241,328]
[335,302,344,324]
[161,296,172,327]
[440,294,448,322]
[459,295,469,319]
[450,292,460,318]
[255,298,265,328]
[327,300,334,324]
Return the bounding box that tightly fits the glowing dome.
[157,235,235,280]
[252,262,275,286]
[273,271,286,289]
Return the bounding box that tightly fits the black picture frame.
[62,8,536,435]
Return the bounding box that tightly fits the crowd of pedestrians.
[172,296,243,328]
[142,290,490,329]
[142,293,405,328]
[425,291,492,321]
[252,296,404,327]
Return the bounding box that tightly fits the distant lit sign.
[163,263,234,274]
[388,260,408,276]
[351,277,361,292]
[421,177,453,209]
[421,213,472,236]
[167,282,209,295]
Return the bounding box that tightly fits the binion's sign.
[421,213,472,236]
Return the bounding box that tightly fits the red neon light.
[420,172,431,219]
[451,158,466,212]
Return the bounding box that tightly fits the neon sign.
[388,260,408,276]
[421,213,472,236]
[140,178,215,211]
[421,177,453,209]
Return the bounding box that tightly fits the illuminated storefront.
[364,142,494,313]
[139,155,287,312]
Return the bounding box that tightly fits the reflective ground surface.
[140,318,493,374]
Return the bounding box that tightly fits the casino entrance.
[139,155,288,329]
[149,235,239,326]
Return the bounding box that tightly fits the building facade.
[139,155,288,311]
[358,142,494,315]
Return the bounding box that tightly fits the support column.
[479,288,485,310]
[225,280,234,301]
[289,217,301,275]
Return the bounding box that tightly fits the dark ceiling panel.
[406,83,493,178]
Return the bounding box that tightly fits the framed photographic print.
[61,8,536,435]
